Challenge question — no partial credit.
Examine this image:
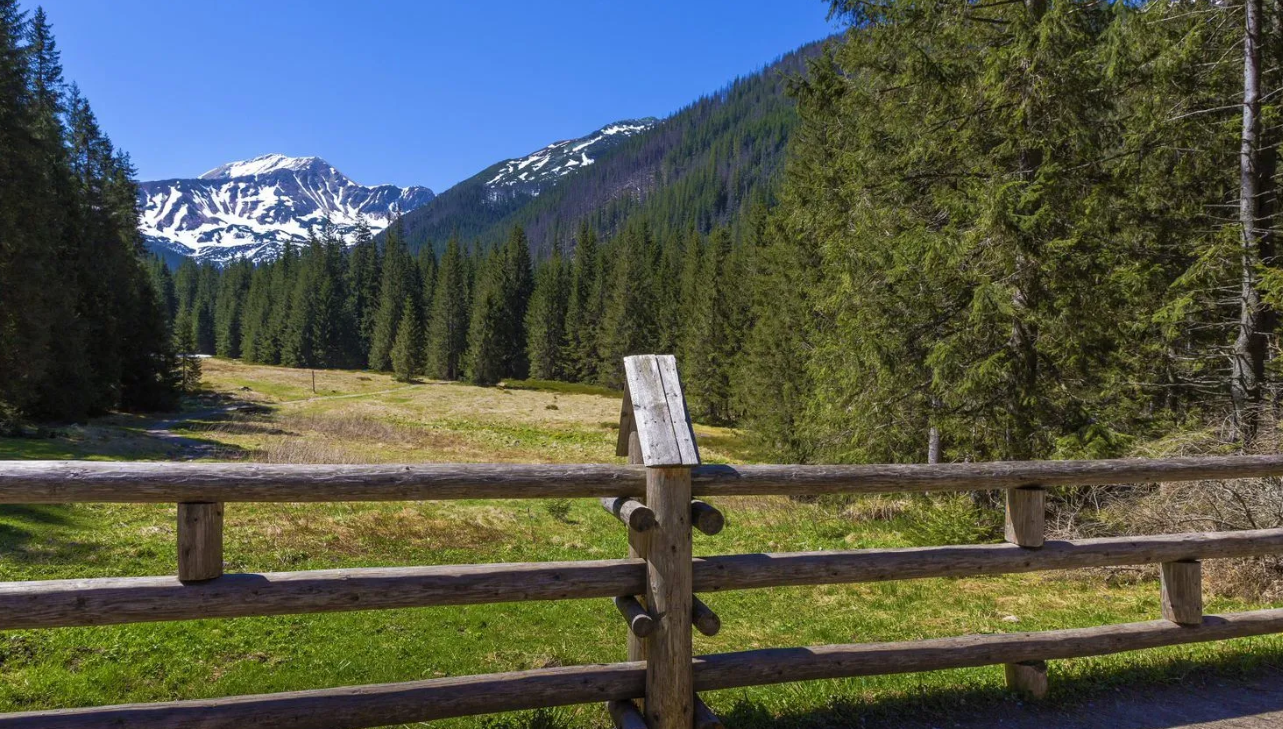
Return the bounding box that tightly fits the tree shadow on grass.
[0,504,97,561]
[465,645,1283,729]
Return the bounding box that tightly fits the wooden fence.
[1,353,1283,728]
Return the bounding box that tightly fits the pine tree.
[391,295,425,382]
[597,223,657,388]
[526,243,569,380]
[368,226,417,371]
[562,222,603,381]
[426,235,470,380]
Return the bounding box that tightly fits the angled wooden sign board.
[616,354,700,467]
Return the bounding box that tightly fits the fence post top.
[617,354,700,468]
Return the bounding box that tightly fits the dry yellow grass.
[193,358,750,464]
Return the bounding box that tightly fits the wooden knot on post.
[614,595,655,638]
[691,500,724,536]
[601,496,656,532]
[692,595,720,636]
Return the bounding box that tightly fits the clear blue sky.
[37,1,838,191]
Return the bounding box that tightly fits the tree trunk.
[1232,0,1273,445]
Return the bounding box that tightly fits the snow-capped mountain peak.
[140,156,434,264]
[199,153,330,180]
[485,118,657,192]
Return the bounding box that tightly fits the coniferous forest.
[10,0,1283,471]
[0,1,177,427]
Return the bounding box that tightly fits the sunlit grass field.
[1,359,1281,728]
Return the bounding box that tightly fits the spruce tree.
[391,295,425,382]
[368,227,417,371]
[426,235,470,380]
[525,243,569,380]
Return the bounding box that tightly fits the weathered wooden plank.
[1005,487,1045,548]
[606,699,648,729]
[1004,661,1048,699]
[692,595,721,637]
[601,497,656,532]
[0,462,647,503]
[9,610,1283,729]
[624,356,683,467]
[7,456,1283,503]
[3,530,1280,630]
[0,560,646,630]
[692,608,1283,692]
[1161,560,1203,626]
[0,662,648,729]
[691,500,724,536]
[178,502,223,582]
[687,456,1283,496]
[614,595,655,638]
[654,354,700,466]
[689,528,1283,593]
[645,466,694,729]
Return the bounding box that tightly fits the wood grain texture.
[1162,560,1203,626]
[689,528,1283,593]
[606,699,648,729]
[0,662,647,729]
[1004,661,1048,699]
[9,610,1283,728]
[0,560,646,630]
[8,455,1283,503]
[1005,487,1045,548]
[613,595,655,638]
[177,502,223,582]
[645,466,694,729]
[601,497,656,532]
[623,355,699,467]
[691,500,724,536]
[692,609,1283,692]
[3,530,1279,630]
[692,595,721,637]
[694,695,725,729]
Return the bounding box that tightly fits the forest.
[0,1,177,428]
[168,0,1283,467]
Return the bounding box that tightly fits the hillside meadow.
[0,359,1281,728]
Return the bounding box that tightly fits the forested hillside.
[156,0,1283,469]
[0,1,177,426]
[397,42,821,256]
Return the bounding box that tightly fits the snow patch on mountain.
[139,155,434,264]
[485,119,656,191]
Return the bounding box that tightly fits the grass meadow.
[1,358,1281,727]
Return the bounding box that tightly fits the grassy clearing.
[0,359,1281,727]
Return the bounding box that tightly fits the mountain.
[391,119,658,248]
[138,154,434,264]
[397,40,825,255]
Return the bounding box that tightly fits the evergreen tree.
[525,242,569,380]
[368,225,417,371]
[426,235,470,380]
[391,295,425,382]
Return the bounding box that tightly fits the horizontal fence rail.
[5,609,1283,729]
[4,528,1283,630]
[5,455,1283,502]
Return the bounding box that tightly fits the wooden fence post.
[1161,560,1203,626]
[1004,484,1045,698]
[177,502,223,582]
[624,354,700,729]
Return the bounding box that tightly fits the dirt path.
[829,670,1283,729]
[276,384,419,406]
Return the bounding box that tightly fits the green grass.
[501,379,624,399]
[0,359,1281,727]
